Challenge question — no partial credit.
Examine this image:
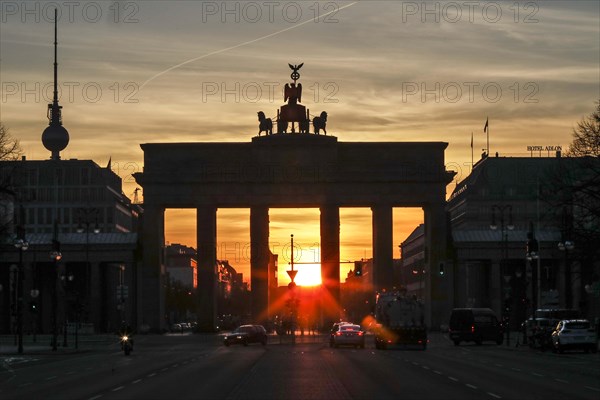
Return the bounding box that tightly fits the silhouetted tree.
[567,100,600,157]
[0,122,23,239]
[544,102,600,310]
[0,123,22,161]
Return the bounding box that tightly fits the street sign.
[287,270,298,282]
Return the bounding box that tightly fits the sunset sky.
[1,1,598,285]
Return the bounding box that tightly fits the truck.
[373,291,427,350]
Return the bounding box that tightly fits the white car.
[551,319,598,354]
[330,324,365,349]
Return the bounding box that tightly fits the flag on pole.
[484,117,489,133]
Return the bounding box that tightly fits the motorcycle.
[121,335,133,356]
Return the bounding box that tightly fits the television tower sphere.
[42,123,69,157]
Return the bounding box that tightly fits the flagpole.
[471,132,474,168]
[487,118,490,156]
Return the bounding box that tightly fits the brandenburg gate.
[134,65,455,332]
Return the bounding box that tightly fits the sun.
[289,264,322,287]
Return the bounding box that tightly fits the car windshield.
[235,326,254,333]
[341,325,361,331]
[565,321,590,329]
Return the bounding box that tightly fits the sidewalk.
[0,334,117,355]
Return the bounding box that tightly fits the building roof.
[449,156,567,203]
[402,224,424,244]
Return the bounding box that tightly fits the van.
[448,308,503,346]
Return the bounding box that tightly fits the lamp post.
[558,240,575,308]
[526,222,540,324]
[30,289,39,343]
[61,272,74,347]
[76,208,99,318]
[117,265,126,327]
[14,206,29,355]
[558,207,575,309]
[50,220,62,351]
[287,234,298,344]
[490,204,514,346]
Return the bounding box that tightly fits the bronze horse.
[257,111,272,136]
[313,111,328,135]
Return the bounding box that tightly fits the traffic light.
[30,301,38,313]
[439,262,445,276]
[354,261,363,277]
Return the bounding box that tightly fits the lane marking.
[433,370,442,375]
[488,392,502,398]
[466,384,478,390]
[88,396,102,400]
[132,379,142,384]
[532,372,544,377]
[449,376,458,382]
[112,386,123,392]
[46,376,57,381]
[511,368,521,372]
[422,366,430,370]
[495,364,503,367]
[147,373,156,377]
[585,386,600,392]
[555,378,569,384]
[19,382,32,387]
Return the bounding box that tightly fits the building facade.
[0,158,141,335]
[446,154,600,326]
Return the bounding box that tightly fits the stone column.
[140,205,165,332]
[372,204,394,291]
[197,206,217,331]
[320,205,340,326]
[250,206,270,325]
[423,204,449,330]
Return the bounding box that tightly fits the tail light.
[471,325,475,333]
[336,332,342,336]
[358,331,364,336]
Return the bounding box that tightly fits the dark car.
[449,308,503,346]
[223,324,268,347]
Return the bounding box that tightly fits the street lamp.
[286,234,299,344]
[76,208,99,326]
[30,289,39,342]
[526,222,540,323]
[411,267,426,301]
[558,206,575,309]
[117,265,126,327]
[14,212,29,355]
[61,273,74,347]
[50,220,62,351]
[558,240,575,308]
[490,204,514,346]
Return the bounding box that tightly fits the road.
[1,333,599,400]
